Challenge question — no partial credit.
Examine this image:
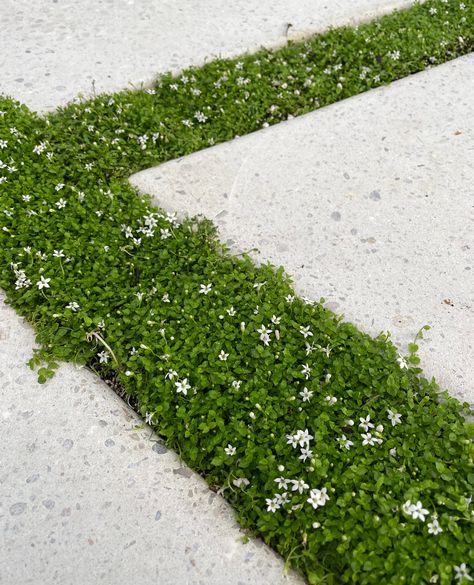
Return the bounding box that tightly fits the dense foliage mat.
[1,1,473,583]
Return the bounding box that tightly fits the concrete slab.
[130,54,474,405]
[0,292,304,585]
[1,0,416,112]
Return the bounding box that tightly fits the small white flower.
[299,325,313,338]
[291,479,309,494]
[285,294,295,303]
[257,325,272,346]
[265,498,280,513]
[199,283,212,295]
[274,492,289,506]
[307,487,330,509]
[454,563,472,582]
[145,412,154,425]
[305,343,315,355]
[218,350,229,361]
[53,249,65,258]
[397,354,409,369]
[339,435,354,450]
[175,378,191,395]
[224,444,236,456]
[165,369,178,380]
[299,387,313,402]
[296,428,313,447]
[13,268,31,290]
[65,301,79,311]
[226,306,236,316]
[286,433,299,448]
[233,477,250,488]
[320,345,331,358]
[410,501,429,522]
[194,111,208,123]
[403,500,429,521]
[162,293,170,303]
[33,142,47,155]
[274,477,289,490]
[361,433,377,446]
[253,281,266,290]
[376,424,384,433]
[97,351,109,364]
[271,315,281,325]
[387,409,402,426]
[260,332,271,346]
[301,364,311,379]
[359,415,374,432]
[36,276,50,289]
[389,447,397,457]
[299,447,313,462]
[325,395,337,405]
[256,324,271,334]
[427,516,443,535]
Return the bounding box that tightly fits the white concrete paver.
[131,54,474,405]
[1,0,415,112]
[0,291,304,585]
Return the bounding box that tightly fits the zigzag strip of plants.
[0,1,473,583]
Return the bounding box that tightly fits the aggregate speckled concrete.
[131,54,474,405]
[0,291,304,585]
[1,0,416,112]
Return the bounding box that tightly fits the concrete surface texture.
[131,54,474,405]
[0,291,304,585]
[1,0,416,112]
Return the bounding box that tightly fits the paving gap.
[1,1,473,583]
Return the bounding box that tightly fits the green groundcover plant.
[1,0,473,583]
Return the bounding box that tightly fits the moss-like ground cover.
[1,0,474,583]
